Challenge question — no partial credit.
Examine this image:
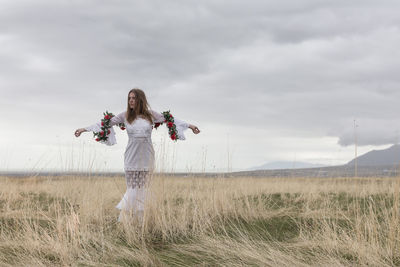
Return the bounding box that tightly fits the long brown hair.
[126,88,154,124]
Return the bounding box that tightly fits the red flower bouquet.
[93,111,125,142]
[153,110,179,141]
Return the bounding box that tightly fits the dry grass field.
[1,174,400,266]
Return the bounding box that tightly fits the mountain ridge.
[248,161,326,171]
[347,144,400,166]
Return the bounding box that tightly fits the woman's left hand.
[189,124,200,134]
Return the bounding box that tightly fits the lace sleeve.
[151,110,189,140]
[84,111,126,146]
[151,110,165,124]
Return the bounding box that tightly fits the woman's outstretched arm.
[74,111,126,138]
[151,110,200,138]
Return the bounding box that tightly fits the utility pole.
[354,119,358,177]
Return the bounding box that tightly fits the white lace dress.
[85,110,189,221]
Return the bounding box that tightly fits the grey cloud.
[2,0,400,153]
[337,120,400,146]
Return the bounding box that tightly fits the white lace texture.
[125,170,149,189]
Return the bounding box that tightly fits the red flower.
[167,122,173,128]
[121,127,125,130]
[104,115,110,120]
[95,138,100,142]
[169,114,172,118]
[171,134,176,140]
[100,131,104,136]
[101,121,104,126]
[107,130,110,134]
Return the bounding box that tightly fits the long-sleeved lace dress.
[85,110,189,221]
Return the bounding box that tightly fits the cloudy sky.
[1,0,400,173]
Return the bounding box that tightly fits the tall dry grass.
[1,175,400,266]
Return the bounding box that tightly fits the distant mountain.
[248,161,326,171]
[347,144,400,166]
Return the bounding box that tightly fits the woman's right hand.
[189,124,200,134]
[74,128,87,137]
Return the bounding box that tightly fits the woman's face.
[128,92,136,109]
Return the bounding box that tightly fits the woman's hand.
[189,124,200,134]
[74,128,87,137]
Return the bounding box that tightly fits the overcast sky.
[1,0,400,173]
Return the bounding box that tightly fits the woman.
[74,88,200,222]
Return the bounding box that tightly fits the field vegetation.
[1,175,400,266]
